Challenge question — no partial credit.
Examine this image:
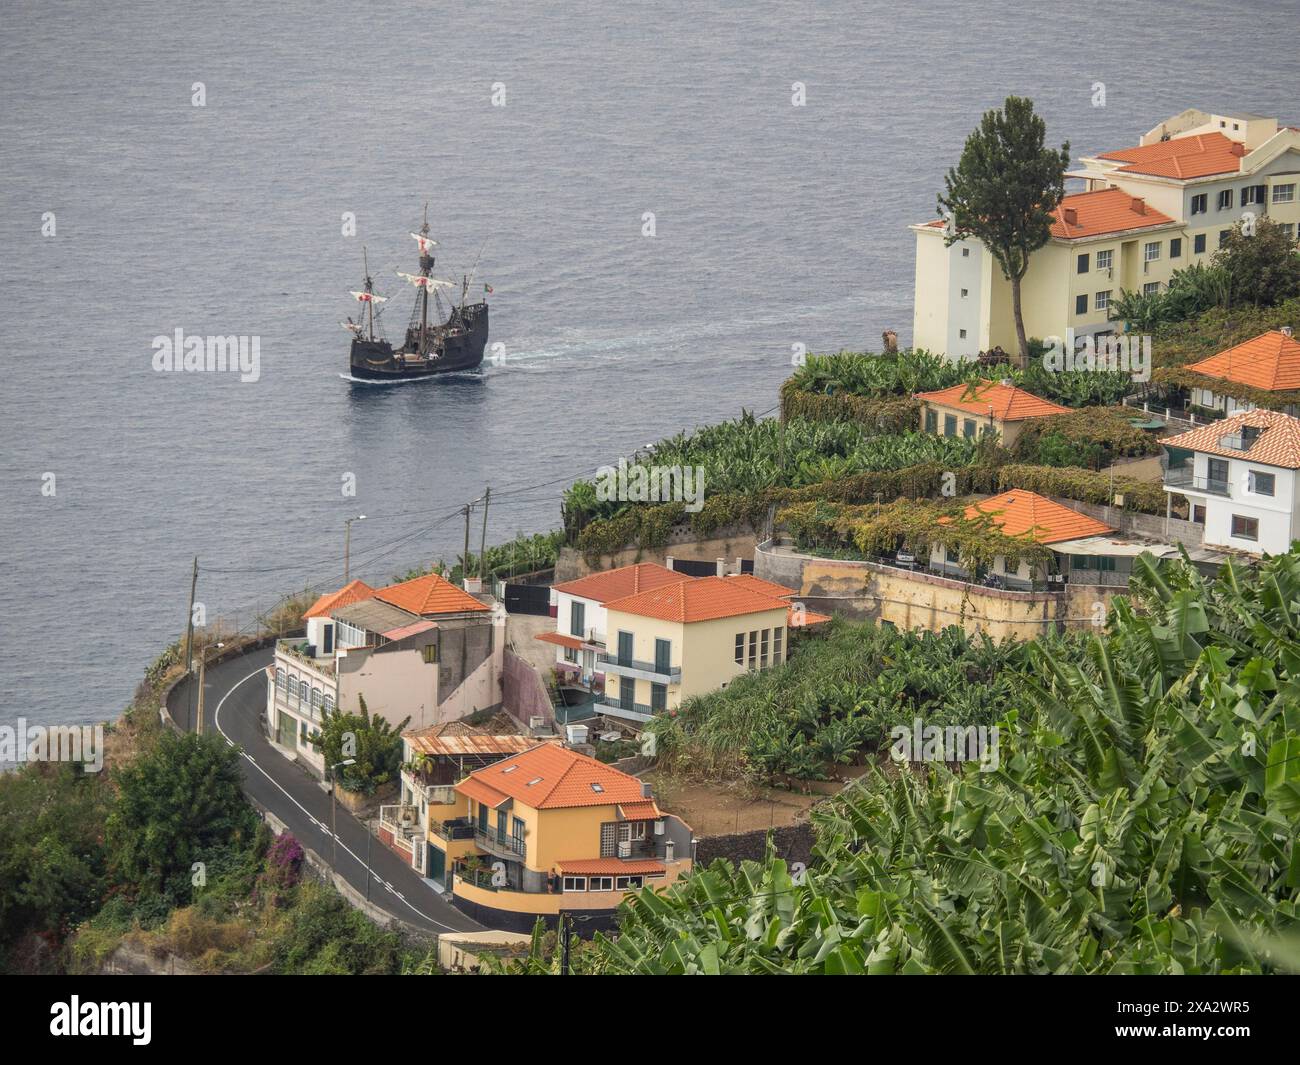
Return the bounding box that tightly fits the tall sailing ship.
[343,209,489,381]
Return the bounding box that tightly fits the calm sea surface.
[1,0,1295,731]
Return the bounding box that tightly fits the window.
[1143,282,1160,296]
[943,413,957,437]
[600,821,617,857]
[511,817,525,849]
[1095,249,1113,271]
[1143,241,1161,262]
[1248,470,1276,496]
[300,720,308,743]
[562,876,587,892]
[1075,294,1088,315]
[1095,290,1111,311]
[1230,515,1259,541]
[925,408,938,433]
[1194,233,1206,254]
[1217,189,1233,211]
[615,875,644,890]
[1273,183,1295,204]
[1077,253,1089,274]
[617,630,633,666]
[958,328,967,339]
[1191,193,1207,215]
[961,247,970,257]
[421,642,437,664]
[960,287,968,297]
[563,645,577,663]
[962,418,976,439]
[1282,223,1297,242]
[1242,185,1264,206]
[772,626,784,665]
[589,876,614,891]
[654,637,671,675]
[734,632,744,665]
[650,682,667,712]
[570,600,585,638]
[747,630,758,668]
[322,694,333,714]
[322,623,334,655]
[1219,229,1230,247]
[760,628,769,667]
[286,676,298,702]
[1170,237,1182,258]
[619,676,634,709]
[275,667,285,692]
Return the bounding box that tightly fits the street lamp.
[343,515,366,582]
[328,757,356,869]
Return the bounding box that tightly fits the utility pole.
[462,503,472,586]
[183,556,198,675]
[479,487,491,581]
[560,913,571,975]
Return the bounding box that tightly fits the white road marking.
[213,665,462,932]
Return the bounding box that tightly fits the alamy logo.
[889,717,1000,772]
[50,997,151,1045]
[594,458,706,513]
[151,328,261,382]
[1042,327,1150,382]
[0,718,104,773]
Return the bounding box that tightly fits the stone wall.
[555,523,758,581]
[502,649,554,730]
[694,822,816,869]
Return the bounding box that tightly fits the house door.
[617,630,634,666]
[428,844,446,886]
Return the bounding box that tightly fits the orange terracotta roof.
[617,800,661,820]
[552,562,692,604]
[556,858,666,876]
[789,606,833,628]
[457,743,650,810]
[1186,331,1300,392]
[1098,132,1242,179]
[722,573,796,598]
[535,631,585,651]
[458,776,509,808]
[915,379,1071,422]
[960,490,1115,545]
[606,575,790,624]
[1163,409,1300,469]
[373,572,489,616]
[303,579,375,620]
[1049,188,1176,239]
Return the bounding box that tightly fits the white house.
[538,562,692,687]
[1163,409,1300,555]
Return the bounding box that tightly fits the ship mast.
[362,246,375,341]
[418,202,432,354]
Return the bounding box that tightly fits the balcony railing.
[276,639,336,677]
[1164,467,1230,495]
[597,653,681,683]
[474,824,526,858]
[596,695,658,721]
[431,817,476,842]
[379,804,421,841]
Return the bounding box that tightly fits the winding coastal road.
[170,647,481,935]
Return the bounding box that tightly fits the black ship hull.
[349,302,489,381]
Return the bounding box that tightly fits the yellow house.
[912,110,1300,360]
[429,743,695,932]
[595,574,827,724]
[914,378,1071,449]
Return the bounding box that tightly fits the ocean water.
[1,0,1295,731]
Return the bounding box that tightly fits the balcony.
[595,695,657,723]
[1164,467,1230,496]
[379,804,422,845]
[474,824,526,859]
[276,638,336,677]
[597,653,681,684]
[430,817,476,842]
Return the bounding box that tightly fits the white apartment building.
[913,109,1300,360]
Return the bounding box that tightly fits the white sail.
[341,321,362,333]
[398,272,455,290]
[351,291,388,303]
[410,232,439,254]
